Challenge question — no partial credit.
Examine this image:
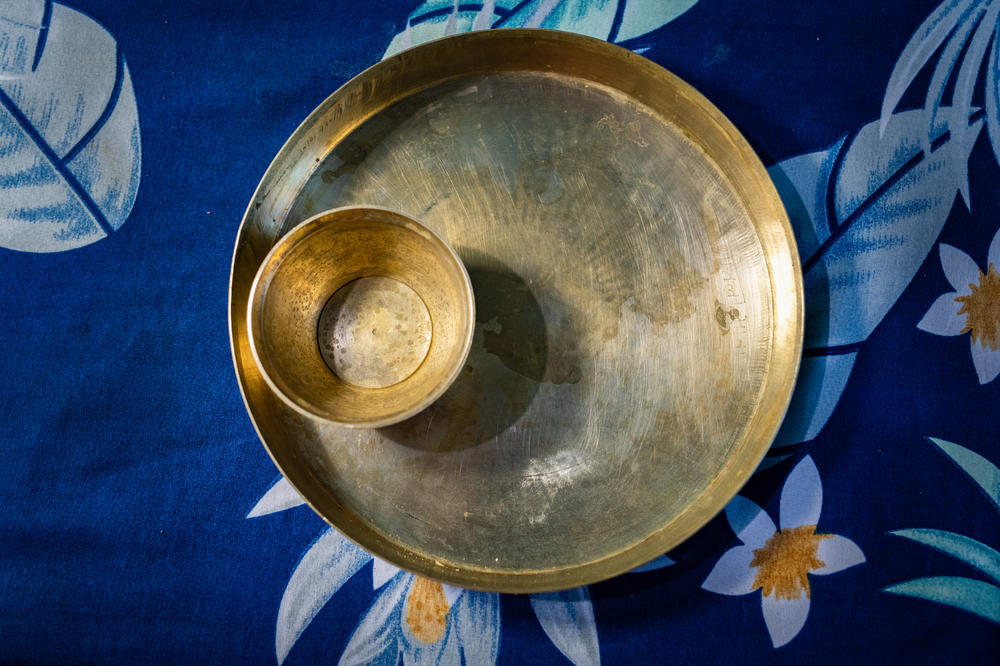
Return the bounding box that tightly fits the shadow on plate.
[380,252,559,452]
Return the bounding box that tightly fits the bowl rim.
[245,204,477,429]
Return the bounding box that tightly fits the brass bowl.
[247,206,475,428]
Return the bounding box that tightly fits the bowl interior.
[248,207,475,427]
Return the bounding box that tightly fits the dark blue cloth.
[1,0,998,663]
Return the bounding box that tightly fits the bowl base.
[317,276,433,389]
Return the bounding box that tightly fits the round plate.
[229,29,802,593]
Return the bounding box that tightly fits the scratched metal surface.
[229,30,802,592]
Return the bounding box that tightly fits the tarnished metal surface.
[318,276,434,390]
[247,207,475,428]
[229,30,803,592]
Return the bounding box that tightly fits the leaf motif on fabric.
[986,23,1000,165]
[277,529,371,664]
[614,0,699,42]
[884,576,1000,623]
[884,439,1000,624]
[383,0,701,59]
[881,0,1000,168]
[757,452,795,471]
[247,477,307,518]
[929,437,1000,510]
[338,572,409,666]
[891,529,1000,583]
[0,1,141,252]
[628,554,675,573]
[529,587,601,666]
[949,3,998,207]
[922,2,986,153]
[820,109,980,343]
[0,0,47,75]
[453,591,501,666]
[879,0,980,136]
[383,0,514,58]
[771,353,857,448]
[498,0,619,37]
[767,108,981,449]
[768,138,846,261]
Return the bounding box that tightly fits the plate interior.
[267,71,774,573]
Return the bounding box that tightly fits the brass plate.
[229,29,802,593]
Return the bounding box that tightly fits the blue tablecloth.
[2,0,998,662]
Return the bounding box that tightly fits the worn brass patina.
[229,30,803,592]
[248,207,475,428]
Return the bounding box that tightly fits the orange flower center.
[405,576,451,644]
[956,263,1000,350]
[750,525,830,600]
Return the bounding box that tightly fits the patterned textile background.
[1,0,998,663]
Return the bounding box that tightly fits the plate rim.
[228,28,803,593]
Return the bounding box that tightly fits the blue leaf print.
[771,353,856,448]
[768,108,982,447]
[768,138,848,261]
[383,0,700,58]
[529,587,600,666]
[383,0,516,57]
[986,24,1000,165]
[453,590,501,665]
[810,107,981,347]
[0,0,47,74]
[628,554,675,573]
[338,572,409,666]
[614,0,699,42]
[884,576,1000,623]
[921,1,987,154]
[891,529,1000,583]
[929,437,1000,510]
[756,451,795,471]
[949,2,997,206]
[884,439,1000,624]
[879,0,981,137]
[0,1,141,253]
[494,0,620,36]
[881,0,1000,168]
[246,477,307,518]
[277,529,372,664]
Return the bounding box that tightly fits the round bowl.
[247,206,475,428]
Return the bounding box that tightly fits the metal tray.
[229,29,802,593]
